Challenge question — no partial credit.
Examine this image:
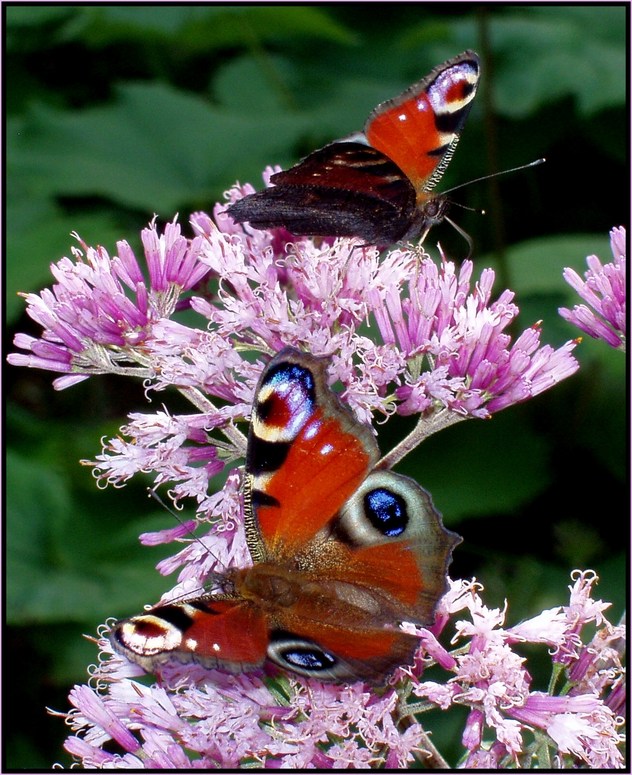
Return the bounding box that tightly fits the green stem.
[377,408,469,470]
[178,386,248,452]
[396,690,450,769]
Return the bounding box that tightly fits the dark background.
[5,4,628,768]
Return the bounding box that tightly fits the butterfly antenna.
[437,158,545,259]
[443,215,474,260]
[441,157,546,197]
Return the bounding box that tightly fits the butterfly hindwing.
[326,469,460,622]
[260,460,461,681]
[266,616,422,683]
[228,143,417,244]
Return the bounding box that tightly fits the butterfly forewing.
[245,348,379,558]
[365,50,480,193]
[110,597,270,673]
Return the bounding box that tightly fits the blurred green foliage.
[5,5,627,769]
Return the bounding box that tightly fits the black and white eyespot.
[267,632,340,679]
[109,602,219,671]
[250,361,317,445]
[427,56,479,118]
[109,609,189,671]
[336,469,439,546]
[247,358,321,485]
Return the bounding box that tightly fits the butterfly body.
[227,51,480,245]
[110,349,461,683]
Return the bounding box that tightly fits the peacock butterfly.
[109,349,461,684]
[227,51,480,246]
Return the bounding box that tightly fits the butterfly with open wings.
[110,348,461,684]
[227,51,480,246]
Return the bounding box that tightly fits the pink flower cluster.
[60,667,431,768]
[9,176,624,768]
[560,226,626,350]
[55,570,623,768]
[9,185,580,524]
[413,571,625,768]
[9,219,211,389]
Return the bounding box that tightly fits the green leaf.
[7,6,355,52]
[6,5,75,26]
[398,409,551,523]
[7,451,72,624]
[7,447,181,626]
[214,54,297,115]
[481,232,611,296]
[570,343,627,481]
[502,233,614,342]
[489,7,626,117]
[10,82,314,213]
[80,6,356,49]
[4,5,79,37]
[5,198,124,323]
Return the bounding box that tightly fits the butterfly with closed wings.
[227,51,480,246]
